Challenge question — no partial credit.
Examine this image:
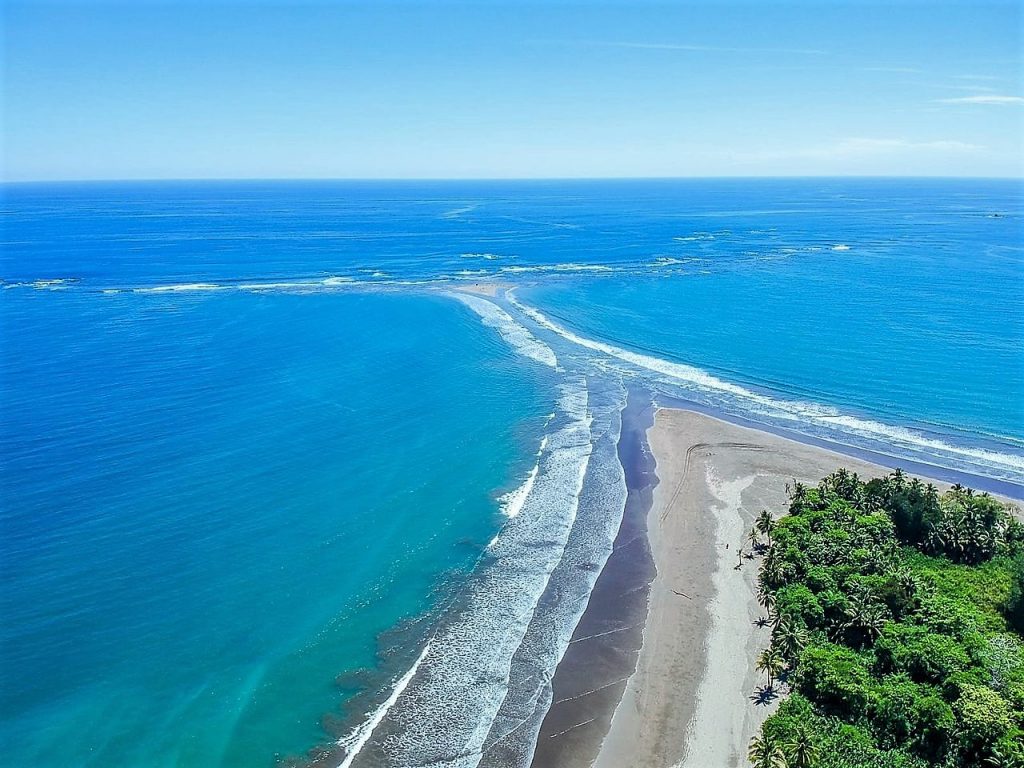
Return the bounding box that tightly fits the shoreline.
[312,398,1020,768]
[658,395,1024,502]
[529,389,658,768]
[588,406,1017,768]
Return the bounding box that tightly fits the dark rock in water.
[334,668,375,691]
[320,711,348,737]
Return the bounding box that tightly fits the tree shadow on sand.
[750,684,781,706]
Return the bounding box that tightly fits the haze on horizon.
[2,0,1022,182]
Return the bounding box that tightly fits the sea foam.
[507,295,1024,482]
[449,293,558,368]
[335,641,433,768]
[479,377,629,768]
[338,379,594,767]
[498,436,548,520]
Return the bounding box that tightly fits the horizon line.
[4,173,1023,185]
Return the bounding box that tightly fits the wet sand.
[451,282,507,297]
[529,391,657,768]
[592,408,938,768]
[320,404,1019,768]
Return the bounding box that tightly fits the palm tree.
[760,549,783,589]
[891,568,920,616]
[757,583,776,613]
[789,481,808,510]
[824,468,863,504]
[756,510,775,545]
[784,726,819,768]
[843,592,888,644]
[748,527,761,552]
[864,545,893,575]
[756,647,785,689]
[924,523,946,555]
[773,619,809,663]
[748,734,788,768]
[865,603,888,639]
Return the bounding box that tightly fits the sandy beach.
[451,281,508,297]
[593,408,937,768]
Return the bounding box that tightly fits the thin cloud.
[530,39,826,56]
[934,84,998,93]
[862,66,924,74]
[936,95,1023,105]
[745,138,984,163]
[953,74,1002,81]
[897,81,997,93]
[833,138,983,153]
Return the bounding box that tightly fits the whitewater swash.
[326,374,602,767]
[502,292,1024,488]
[318,284,1022,768]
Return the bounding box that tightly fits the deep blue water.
[1,179,1022,767]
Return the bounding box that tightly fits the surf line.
[505,294,1024,481]
[335,641,432,768]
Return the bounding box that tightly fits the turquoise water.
[516,206,1024,479]
[1,179,1022,767]
[1,288,553,766]
[520,196,1023,446]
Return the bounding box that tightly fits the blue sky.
[2,1,1021,180]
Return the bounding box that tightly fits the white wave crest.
[499,263,616,275]
[498,464,539,520]
[441,204,478,219]
[3,278,79,291]
[508,295,1024,478]
[497,436,548,520]
[135,283,225,293]
[651,257,697,267]
[335,641,432,768]
[450,293,557,368]
[131,276,359,294]
[351,379,593,766]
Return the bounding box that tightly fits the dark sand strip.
[529,390,658,768]
[591,408,1019,768]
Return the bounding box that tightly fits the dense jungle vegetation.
[746,470,1024,768]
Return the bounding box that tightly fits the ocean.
[2,179,1022,767]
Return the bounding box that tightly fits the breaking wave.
[449,292,558,369]
[334,642,433,768]
[337,379,594,767]
[507,295,1024,483]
